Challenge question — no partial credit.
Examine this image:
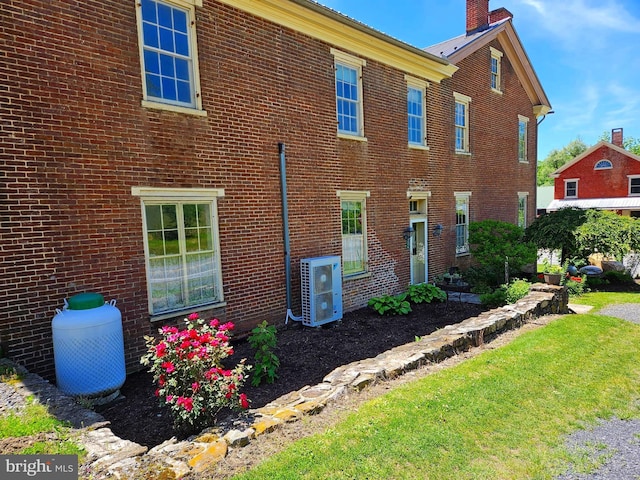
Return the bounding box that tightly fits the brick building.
[1,0,550,379]
[548,128,640,216]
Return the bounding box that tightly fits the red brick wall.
[554,145,640,199]
[1,1,539,379]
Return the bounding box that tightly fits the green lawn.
[232,292,640,479]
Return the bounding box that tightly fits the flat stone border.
[1,284,567,479]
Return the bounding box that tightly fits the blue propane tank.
[52,293,126,398]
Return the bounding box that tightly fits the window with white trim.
[406,76,428,147]
[455,192,471,255]
[595,159,613,170]
[518,115,529,163]
[454,92,471,153]
[565,179,578,198]
[136,0,204,112]
[132,187,224,316]
[490,47,503,93]
[332,49,366,138]
[629,176,640,196]
[518,192,528,228]
[337,190,369,276]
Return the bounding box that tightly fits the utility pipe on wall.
[279,142,303,324]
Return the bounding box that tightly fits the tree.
[575,210,639,261]
[537,138,588,186]
[524,207,588,263]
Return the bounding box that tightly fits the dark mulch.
[95,300,486,448]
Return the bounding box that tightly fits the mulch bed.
[95,300,485,448]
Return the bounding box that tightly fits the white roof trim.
[547,197,640,211]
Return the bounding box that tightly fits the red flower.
[239,393,250,409]
[177,396,194,412]
[161,361,175,373]
[188,313,199,321]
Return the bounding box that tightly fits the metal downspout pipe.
[279,143,302,324]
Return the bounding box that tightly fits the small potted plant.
[542,261,564,285]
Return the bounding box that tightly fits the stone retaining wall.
[2,284,568,479]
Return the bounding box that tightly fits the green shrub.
[368,293,412,316]
[480,279,531,308]
[562,275,587,296]
[603,270,635,284]
[407,283,446,304]
[505,279,531,304]
[248,321,280,387]
[479,286,507,308]
[469,219,537,286]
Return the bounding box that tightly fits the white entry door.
[410,219,427,284]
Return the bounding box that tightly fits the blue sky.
[316,0,640,160]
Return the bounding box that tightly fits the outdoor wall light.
[433,223,444,237]
[402,226,415,249]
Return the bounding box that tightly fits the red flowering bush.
[141,313,250,432]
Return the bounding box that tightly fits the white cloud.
[519,0,640,47]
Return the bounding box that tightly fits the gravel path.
[556,304,640,480]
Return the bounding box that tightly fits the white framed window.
[455,192,471,255]
[595,159,613,170]
[132,187,224,317]
[565,179,578,198]
[406,76,428,148]
[454,92,471,154]
[518,115,529,163]
[629,176,640,196]
[490,47,503,93]
[518,192,528,228]
[337,190,369,276]
[332,49,366,139]
[135,0,205,115]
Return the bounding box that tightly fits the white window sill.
[150,301,227,323]
[409,144,430,151]
[519,160,529,164]
[338,132,368,142]
[343,272,372,281]
[142,100,208,117]
[455,151,472,156]
[491,88,503,95]
[455,252,470,258]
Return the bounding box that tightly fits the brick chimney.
[467,0,489,35]
[612,128,623,147]
[489,7,513,24]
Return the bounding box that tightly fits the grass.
[0,374,85,457]
[232,292,640,479]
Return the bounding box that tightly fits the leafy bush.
[479,286,507,308]
[141,313,250,432]
[525,207,587,263]
[562,275,587,296]
[469,220,536,287]
[603,270,635,284]
[368,293,412,316]
[480,279,531,308]
[248,321,280,387]
[407,283,446,304]
[575,210,640,261]
[505,279,531,304]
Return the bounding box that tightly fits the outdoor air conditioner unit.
[300,256,343,327]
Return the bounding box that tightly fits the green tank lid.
[68,292,105,310]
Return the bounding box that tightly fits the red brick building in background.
[1,0,550,379]
[548,128,640,216]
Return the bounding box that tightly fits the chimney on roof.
[466,1,514,35]
[467,0,490,35]
[489,7,513,24]
[612,128,623,147]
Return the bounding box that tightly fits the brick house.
[1,0,550,379]
[548,129,640,216]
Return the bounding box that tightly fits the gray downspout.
[279,143,302,324]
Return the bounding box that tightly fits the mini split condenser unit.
[300,256,343,327]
